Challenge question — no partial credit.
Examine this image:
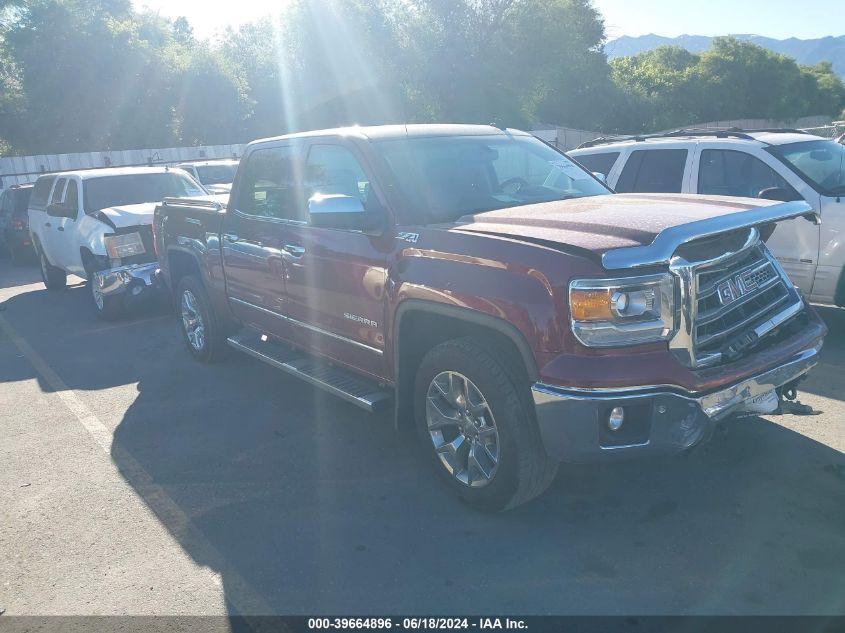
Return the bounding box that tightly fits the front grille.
[110,225,157,266]
[670,230,803,368]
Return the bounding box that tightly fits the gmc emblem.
[717,270,760,306]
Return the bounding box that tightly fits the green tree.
[2,0,180,152]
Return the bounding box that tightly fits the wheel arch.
[392,299,540,430]
[167,247,203,292]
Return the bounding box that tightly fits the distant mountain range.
[605,34,845,77]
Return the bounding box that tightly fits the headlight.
[569,273,676,347]
[104,232,146,259]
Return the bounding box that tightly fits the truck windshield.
[83,173,206,213]
[768,139,845,196]
[374,134,609,224]
[195,164,237,185]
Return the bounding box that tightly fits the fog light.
[608,407,625,431]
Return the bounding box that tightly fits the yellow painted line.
[0,312,273,615]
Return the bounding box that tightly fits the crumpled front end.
[94,224,162,308]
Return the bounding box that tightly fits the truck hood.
[98,202,157,228]
[98,194,228,228]
[453,193,815,269]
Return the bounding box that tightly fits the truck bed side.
[154,197,231,316]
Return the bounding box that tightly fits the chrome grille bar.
[669,228,803,368]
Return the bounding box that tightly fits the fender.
[391,299,542,429]
[393,299,540,382]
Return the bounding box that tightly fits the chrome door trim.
[229,296,383,355]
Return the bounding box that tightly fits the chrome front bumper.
[93,262,160,297]
[532,340,823,462]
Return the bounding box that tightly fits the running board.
[227,330,392,413]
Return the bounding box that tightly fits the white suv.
[28,166,206,319]
[569,129,845,306]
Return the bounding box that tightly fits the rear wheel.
[176,275,226,362]
[38,248,67,291]
[414,337,558,511]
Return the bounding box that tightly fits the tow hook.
[775,378,819,416]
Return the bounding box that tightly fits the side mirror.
[592,172,607,184]
[758,187,802,203]
[307,194,383,234]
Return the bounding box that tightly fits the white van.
[28,166,206,319]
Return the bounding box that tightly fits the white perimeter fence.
[1,115,840,189]
[0,143,248,188]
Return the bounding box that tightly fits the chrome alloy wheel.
[91,276,104,310]
[181,289,205,352]
[425,371,500,487]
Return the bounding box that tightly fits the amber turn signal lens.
[570,288,614,321]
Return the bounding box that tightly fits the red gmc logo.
[717,270,760,305]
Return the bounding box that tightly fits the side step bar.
[227,330,392,413]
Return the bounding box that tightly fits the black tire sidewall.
[39,249,66,290]
[414,340,526,511]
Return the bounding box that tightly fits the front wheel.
[414,337,558,512]
[89,276,123,321]
[38,249,67,291]
[176,275,226,362]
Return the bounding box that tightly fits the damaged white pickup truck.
[27,166,210,319]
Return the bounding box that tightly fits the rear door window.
[698,149,800,199]
[572,152,620,177]
[616,149,688,193]
[30,176,56,210]
[235,145,306,221]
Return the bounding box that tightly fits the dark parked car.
[155,124,827,511]
[0,184,34,264]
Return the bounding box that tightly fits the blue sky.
[134,0,845,42]
[593,0,845,40]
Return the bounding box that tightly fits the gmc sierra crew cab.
[154,124,827,511]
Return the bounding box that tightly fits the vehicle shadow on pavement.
[108,343,845,613]
[2,284,843,615]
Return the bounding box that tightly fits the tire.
[89,276,124,321]
[176,274,226,362]
[38,248,67,291]
[414,337,558,512]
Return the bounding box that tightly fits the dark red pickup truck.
[154,124,827,510]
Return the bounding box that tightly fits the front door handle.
[45,222,52,228]
[57,226,64,232]
[222,233,239,243]
[283,244,305,257]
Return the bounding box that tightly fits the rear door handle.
[283,244,305,257]
[222,233,239,243]
[45,222,52,228]
[57,226,64,232]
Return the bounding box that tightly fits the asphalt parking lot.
[0,262,843,616]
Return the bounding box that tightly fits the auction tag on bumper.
[742,389,780,414]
